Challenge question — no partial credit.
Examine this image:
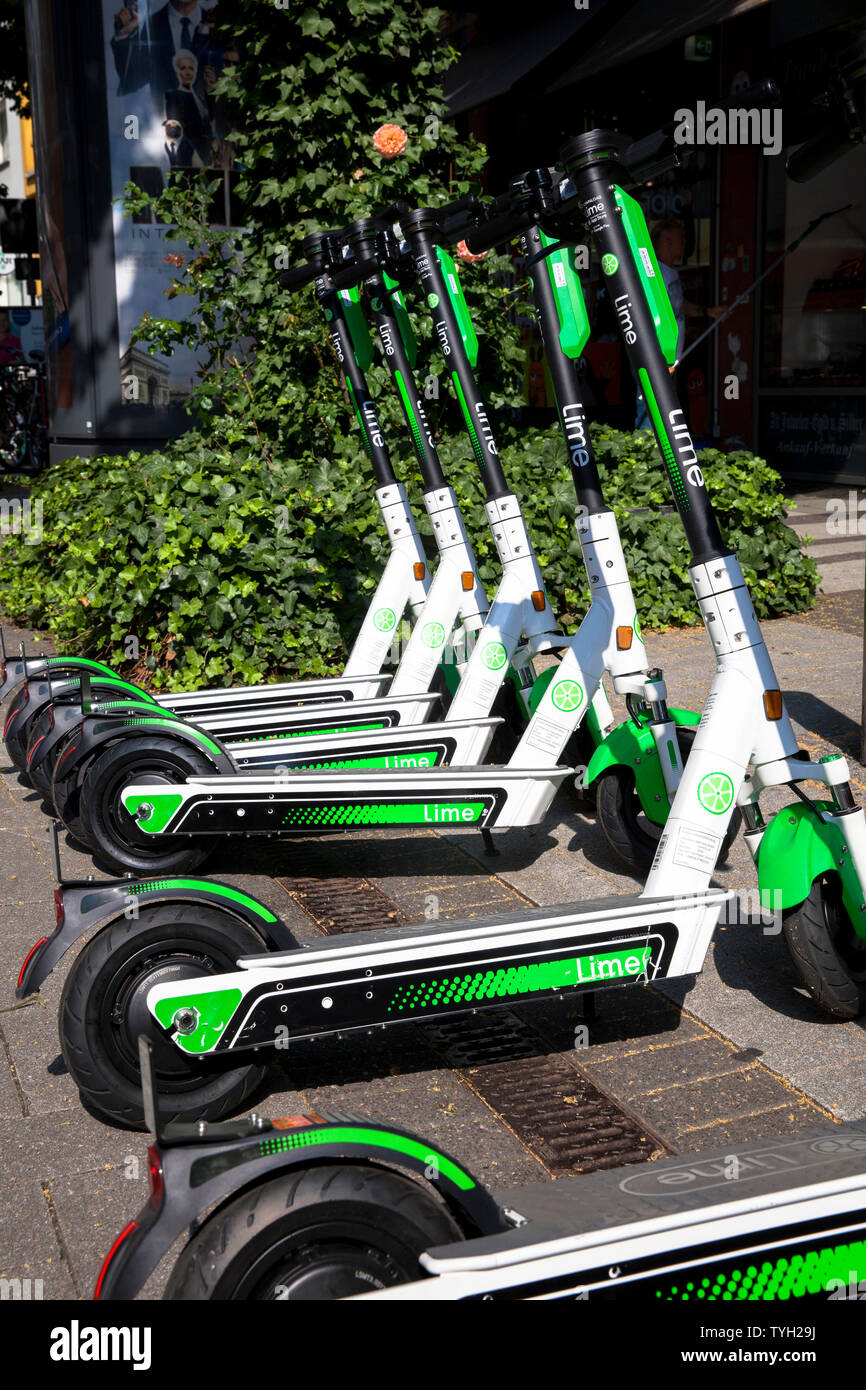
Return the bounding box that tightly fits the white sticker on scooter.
[672,825,722,873]
[526,717,566,754]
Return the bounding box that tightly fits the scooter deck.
[146,887,729,1055]
[122,763,572,837]
[188,691,440,739]
[162,672,390,716]
[226,716,501,771]
[371,1121,866,1299]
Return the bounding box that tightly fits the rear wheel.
[78,735,218,875]
[164,1164,464,1300]
[783,873,866,1020]
[59,903,271,1128]
[595,725,741,873]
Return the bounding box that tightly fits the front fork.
[642,554,866,932]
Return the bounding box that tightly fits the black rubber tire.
[4,684,38,773]
[25,709,57,800]
[77,734,218,875]
[163,1164,464,1300]
[59,903,270,1128]
[783,873,866,1020]
[595,725,742,873]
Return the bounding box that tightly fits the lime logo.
[634,613,642,641]
[324,307,333,320]
[371,297,382,312]
[551,679,584,713]
[480,642,507,671]
[373,608,396,632]
[697,772,735,815]
[427,293,439,308]
[421,622,446,648]
[601,254,619,276]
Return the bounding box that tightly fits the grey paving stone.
[626,1067,807,1135]
[581,1036,747,1099]
[0,1180,78,1299]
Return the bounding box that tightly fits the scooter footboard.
[146,888,730,1056]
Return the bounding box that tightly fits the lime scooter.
[92,1040,866,1301]
[76,195,710,879]
[18,227,507,819]
[37,125,866,1125]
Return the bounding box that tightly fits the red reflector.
[17,938,47,990]
[26,733,47,768]
[147,1144,164,1211]
[272,1112,326,1130]
[3,686,27,738]
[53,888,64,928]
[93,1220,139,1300]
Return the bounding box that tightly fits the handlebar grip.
[464,205,532,255]
[278,260,318,290]
[331,257,380,290]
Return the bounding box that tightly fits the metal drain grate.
[424,1012,666,1176]
[276,841,406,934]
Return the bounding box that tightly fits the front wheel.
[595,725,741,873]
[783,873,866,1020]
[59,904,271,1128]
[164,1164,464,1300]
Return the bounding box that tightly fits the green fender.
[756,800,866,932]
[584,706,700,826]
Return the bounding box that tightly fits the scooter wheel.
[4,684,39,773]
[164,1164,464,1300]
[78,734,218,875]
[783,873,866,1020]
[59,903,271,1129]
[595,725,741,873]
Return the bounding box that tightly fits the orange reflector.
[531,590,546,612]
[461,571,474,591]
[413,562,426,581]
[616,626,633,650]
[763,689,783,720]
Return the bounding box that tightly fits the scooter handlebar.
[463,203,534,254]
[278,259,320,290]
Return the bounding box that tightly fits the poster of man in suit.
[102,0,241,408]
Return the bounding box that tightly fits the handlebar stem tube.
[522,224,606,516]
[316,275,397,490]
[401,214,511,501]
[562,141,726,566]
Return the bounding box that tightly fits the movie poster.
[101,0,241,409]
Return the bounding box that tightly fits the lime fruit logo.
[551,679,584,713]
[422,622,446,648]
[634,613,642,641]
[324,307,333,320]
[697,772,735,815]
[371,297,382,312]
[480,642,507,671]
[601,254,619,276]
[427,292,439,309]
[373,608,396,633]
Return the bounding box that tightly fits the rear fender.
[16,878,298,999]
[96,1116,504,1300]
[51,712,234,822]
[0,654,120,704]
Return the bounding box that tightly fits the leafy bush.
[0,426,818,691]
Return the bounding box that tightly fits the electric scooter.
[93,1038,866,1301]
[31,124,866,1125]
[62,195,707,878]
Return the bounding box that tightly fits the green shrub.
[0,426,818,691]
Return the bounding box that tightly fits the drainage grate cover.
[424,1012,667,1177]
[276,841,406,934]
